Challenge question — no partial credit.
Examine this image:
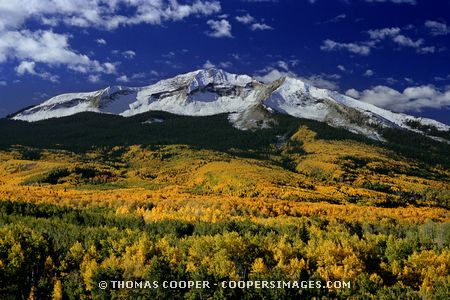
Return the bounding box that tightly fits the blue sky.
[0,0,449,124]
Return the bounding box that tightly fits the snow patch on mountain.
[10,68,449,142]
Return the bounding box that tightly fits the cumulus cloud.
[350,85,450,112]
[15,60,59,82]
[364,0,416,4]
[206,19,232,38]
[116,75,129,83]
[235,13,273,31]
[0,0,221,79]
[202,60,231,69]
[364,69,374,77]
[96,38,107,45]
[367,27,401,40]
[255,67,339,90]
[257,58,340,90]
[434,75,450,82]
[15,61,36,75]
[1,30,93,65]
[203,60,216,68]
[219,61,232,68]
[345,89,360,98]
[337,65,345,72]
[251,23,273,31]
[320,39,371,56]
[425,20,449,36]
[0,0,221,31]
[235,14,255,24]
[304,75,339,90]
[88,74,101,83]
[312,0,416,4]
[417,46,436,54]
[323,26,436,57]
[122,50,136,59]
[277,60,289,71]
[0,29,115,78]
[255,69,294,83]
[320,14,346,24]
[368,27,424,48]
[369,27,433,54]
[392,34,423,48]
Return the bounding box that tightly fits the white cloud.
[88,74,101,83]
[290,59,300,66]
[131,72,146,79]
[351,85,450,112]
[122,50,136,59]
[0,80,6,86]
[202,59,231,69]
[337,65,346,72]
[0,29,118,74]
[219,61,232,68]
[367,27,438,55]
[368,27,401,40]
[392,34,423,48]
[345,89,360,98]
[404,77,414,84]
[320,39,371,56]
[255,67,339,90]
[364,69,374,77]
[203,60,216,69]
[257,58,340,90]
[101,62,117,74]
[15,60,59,82]
[1,30,88,64]
[0,0,221,78]
[231,54,242,61]
[255,69,294,83]
[304,75,339,90]
[236,13,273,31]
[322,25,435,58]
[15,61,36,75]
[425,20,449,36]
[235,14,255,24]
[206,19,232,38]
[251,22,273,31]
[0,0,221,31]
[116,75,129,83]
[434,75,450,82]
[364,0,416,4]
[417,46,436,54]
[96,38,107,45]
[162,51,175,58]
[313,0,416,4]
[277,60,289,71]
[321,14,346,24]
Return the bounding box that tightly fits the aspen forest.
[0,113,449,299]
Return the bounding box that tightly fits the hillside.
[0,112,449,299]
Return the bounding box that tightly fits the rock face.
[10,68,450,141]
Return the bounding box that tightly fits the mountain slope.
[10,68,449,141]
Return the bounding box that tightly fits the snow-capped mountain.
[10,68,449,141]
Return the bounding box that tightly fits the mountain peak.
[10,69,449,142]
